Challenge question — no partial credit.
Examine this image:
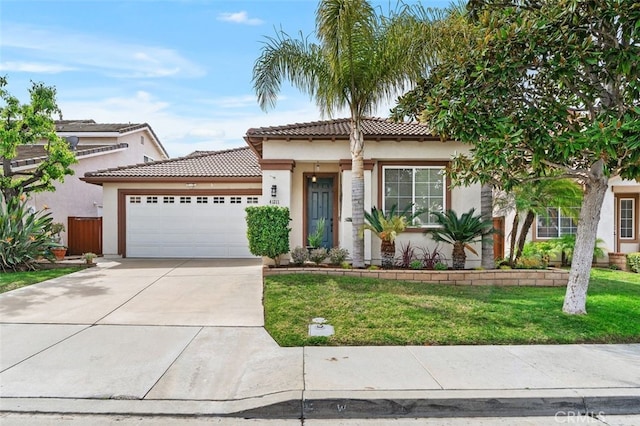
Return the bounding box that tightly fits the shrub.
[307,218,325,248]
[328,247,349,265]
[0,192,56,271]
[290,246,308,266]
[395,241,416,269]
[245,206,291,266]
[434,261,448,270]
[309,247,328,265]
[628,253,640,273]
[419,245,445,270]
[340,261,352,269]
[515,255,545,269]
[410,259,423,270]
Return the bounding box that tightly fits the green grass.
[264,268,640,346]
[0,267,83,294]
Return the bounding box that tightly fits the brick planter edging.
[263,266,569,287]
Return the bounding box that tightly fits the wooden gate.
[67,217,102,256]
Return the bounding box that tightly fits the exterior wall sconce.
[271,184,277,197]
[311,162,319,183]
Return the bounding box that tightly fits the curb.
[3,393,638,420]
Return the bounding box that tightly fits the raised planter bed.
[263,266,569,287]
[608,252,629,271]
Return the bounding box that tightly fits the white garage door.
[126,194,260,258]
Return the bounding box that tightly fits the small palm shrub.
[425,208,494,270]
[0,192,56,271]
[328,247,349,265]
[290,247,309,266]
[309,247,328,265]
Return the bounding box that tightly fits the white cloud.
[217,11,263,26]
[1,23,205,79]
[0,61,76,74]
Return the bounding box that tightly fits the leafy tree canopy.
[392,0,640,314]
[1,76,77,201]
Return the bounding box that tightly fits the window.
[196,196,208,204]
[230,197,242,204]
[144,155,154,163]
[213,196,225,204]
[247,197,259,204]
[130,196,141,204]
[146,196,158,204]
[383,166,445,226]
[163,196,175,204]
[536,207,579,238]
[179,196,191,204]
[619,198,636,239]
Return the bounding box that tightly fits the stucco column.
[364,168,372,263]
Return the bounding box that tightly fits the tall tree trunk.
[350,118,365,268]
[515,210,535,262]
[508,213,519,266]
[480,183,495,269]
[563,160,609,315]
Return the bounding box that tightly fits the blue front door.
[307,177,334,248]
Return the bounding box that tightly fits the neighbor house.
[16,120,168,255]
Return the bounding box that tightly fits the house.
[17,120,169,255]
[82,117,480,263]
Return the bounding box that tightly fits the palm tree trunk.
[480,184,494,269]
[508,213,519,266]
[451,242,466,270]
[350,118,365,268]
[515,210,535,262]
[380,239,395,269]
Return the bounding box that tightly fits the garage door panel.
[126,195,259,258]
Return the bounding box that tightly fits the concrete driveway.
[0,258,303,413]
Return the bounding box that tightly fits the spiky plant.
[425,208,494,270]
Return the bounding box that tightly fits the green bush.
[628,253,640,273]
[0,192,56,271]
[290,246,309,266]
[245,206,291,266]
[328,247,349,265]
[309,247,328,265]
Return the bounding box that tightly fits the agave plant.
[425,208,495,270]
[362,204,422,268]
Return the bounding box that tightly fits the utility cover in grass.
[309,317,334,336]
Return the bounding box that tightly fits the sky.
[1,0,449,158]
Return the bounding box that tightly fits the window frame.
[378,161,451,230]
[618,196,638,241]
[534,207,580,240]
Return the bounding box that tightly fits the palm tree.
[494,178,583,266]
[362,204,421,268]
[425,208,494,270]
[253,0,438,268]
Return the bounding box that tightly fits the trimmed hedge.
[245,205,291,266]
[628,252,640,273]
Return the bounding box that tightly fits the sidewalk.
[0,259,638,420]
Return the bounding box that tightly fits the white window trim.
[619,197,636,240]
[382,165,446,228]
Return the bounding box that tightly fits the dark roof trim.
[11,143,129,168]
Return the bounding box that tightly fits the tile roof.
[55,120,169,159]
[84,147,260,181]
[244,117,439,157]
[11,144,128,168]
[246,117,434,138]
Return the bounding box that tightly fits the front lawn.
[0,267,83,294]
[264,268,640,346]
